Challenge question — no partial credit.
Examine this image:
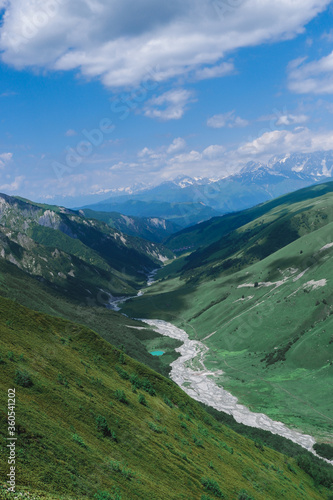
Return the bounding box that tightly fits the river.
[115,270,331,462]
[140,318,332,463]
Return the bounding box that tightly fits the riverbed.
[140,318,333,462]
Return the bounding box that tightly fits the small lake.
[150,350,165,356]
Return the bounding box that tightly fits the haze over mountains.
[80,151,333,225]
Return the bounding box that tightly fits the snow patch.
[320,243,333,252]
[304,279,327,290]
[293,268,309,282]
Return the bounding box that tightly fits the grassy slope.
[122,189,333,441]
[0,296,330,500]
[0,193,173,299]
[0,258,181,377]
[165,181,333,252]
[81,209,181,243]
[84,199,221,228]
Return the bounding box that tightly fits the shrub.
[254,439,264,451]
[138,394,147,406]
[114,390,128,404]
[313,442,333,461]
[238,490,254,500]
[109,460,135,480]
[96,416,117,441]
[57,373,69,388]
[163,396,174,408]
[201,477,224,498]
[94,491,121,500]
[14,369,33,388]
[142,377,156,396]
[72,433,87,448]
[148,422,162,433]
[7,351,15,361]
[193,435,204,447]
[94,492,113,500]
[115,366,129,380]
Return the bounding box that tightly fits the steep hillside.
[80,209,181,243]
[0,296,331,499]
[165,181,333,253]
[0,252,181,378]
[0,193,172,300]
[82,199,222,228]
[122,184,333,442]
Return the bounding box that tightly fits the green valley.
[0,296,332,499]
[122,182,333,442]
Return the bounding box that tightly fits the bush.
[14,369,33,387]
[109,460,135,480]
[193,435,204,447]
[313,442,333,461]
[7,351,15,361]
[94,491,121,500]
[96,416,117,441]
[238,490,254,500]
[57,373,69,388]
[296,454,333,488]
[115,366,129,380]
[94,492,113,500]
[163,396,174,408]
[201,477,224,498]
[138,394,147,406]
[72,433,87,448]
[254,439,264,451]
[114,390,128,404]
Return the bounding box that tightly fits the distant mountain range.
[81,151,333,224]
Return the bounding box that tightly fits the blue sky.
[1,0,333,204]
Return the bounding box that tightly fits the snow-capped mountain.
[240,151,333,182]
[81,151,333,222]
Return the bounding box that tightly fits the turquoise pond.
[150,351,165,356]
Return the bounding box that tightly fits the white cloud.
[288,52,333,94]
[144,89,196,120]
[238,127,333,159]
[65,129,78,137]
[194,62,235,80]
[207,111,249,128]
[275,114,309,126]
[0,175,24,192]
[0,152,13,169]
[0,0,330,87]
[167,137,186,154]
[23,124,333,199]
[202,145,225,159]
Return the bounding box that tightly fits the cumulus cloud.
[144,89,196,120]
[238,127,333,159]
[0,0,329,87]
[167,137,186,154]
[0,175,24,192]
[275,114,309,126]
[194,62,235,81]
[288,52,333,94]
[0,152,13,169]
[207,111,249,128]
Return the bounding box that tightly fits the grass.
[122,185,333,442]
[0,295,330,499]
